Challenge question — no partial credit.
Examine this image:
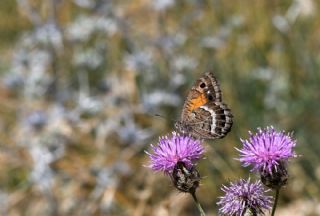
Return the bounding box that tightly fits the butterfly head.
[174,121,182,133]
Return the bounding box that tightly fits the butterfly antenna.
[154,113,176,123]
[154,113,165,119]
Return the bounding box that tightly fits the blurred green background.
[0,0,319,215]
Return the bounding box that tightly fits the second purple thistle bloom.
[237,126,297,174]
[217,178,272,215]
[145,132,205,174]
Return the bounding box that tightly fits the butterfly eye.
[208,95,214,101]
[200,83,206,88]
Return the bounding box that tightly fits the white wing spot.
[200,106,216,134]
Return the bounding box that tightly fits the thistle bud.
[260,161,288,189]
[171,161,200,194]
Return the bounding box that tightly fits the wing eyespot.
[208,94,214,101]
[200,82,206,88]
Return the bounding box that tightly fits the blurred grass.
[0,0,320,215]
[0,1,30,48]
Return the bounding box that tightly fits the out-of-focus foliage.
[0,0,319,215]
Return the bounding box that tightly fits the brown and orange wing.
[181,72,222,121]
[176,72,233,139]
[185,102,233,139]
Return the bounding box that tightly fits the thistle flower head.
[237,126,296,174]
[217,178,272,216]
[145,132,205,174]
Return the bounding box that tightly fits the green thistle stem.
[191,192,206,216]
[271,188,280,216]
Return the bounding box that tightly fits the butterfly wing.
[182,102,233,139]
[176,72,233,139]
[181,72,222,122]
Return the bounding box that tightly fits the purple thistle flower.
[145,132,205,174]
[237,126,296,174]
[217,178,272,216]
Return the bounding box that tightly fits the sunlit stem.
[271,188,280,216]
[191,191,206,216]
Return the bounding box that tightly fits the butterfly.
[175,72,233,139]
